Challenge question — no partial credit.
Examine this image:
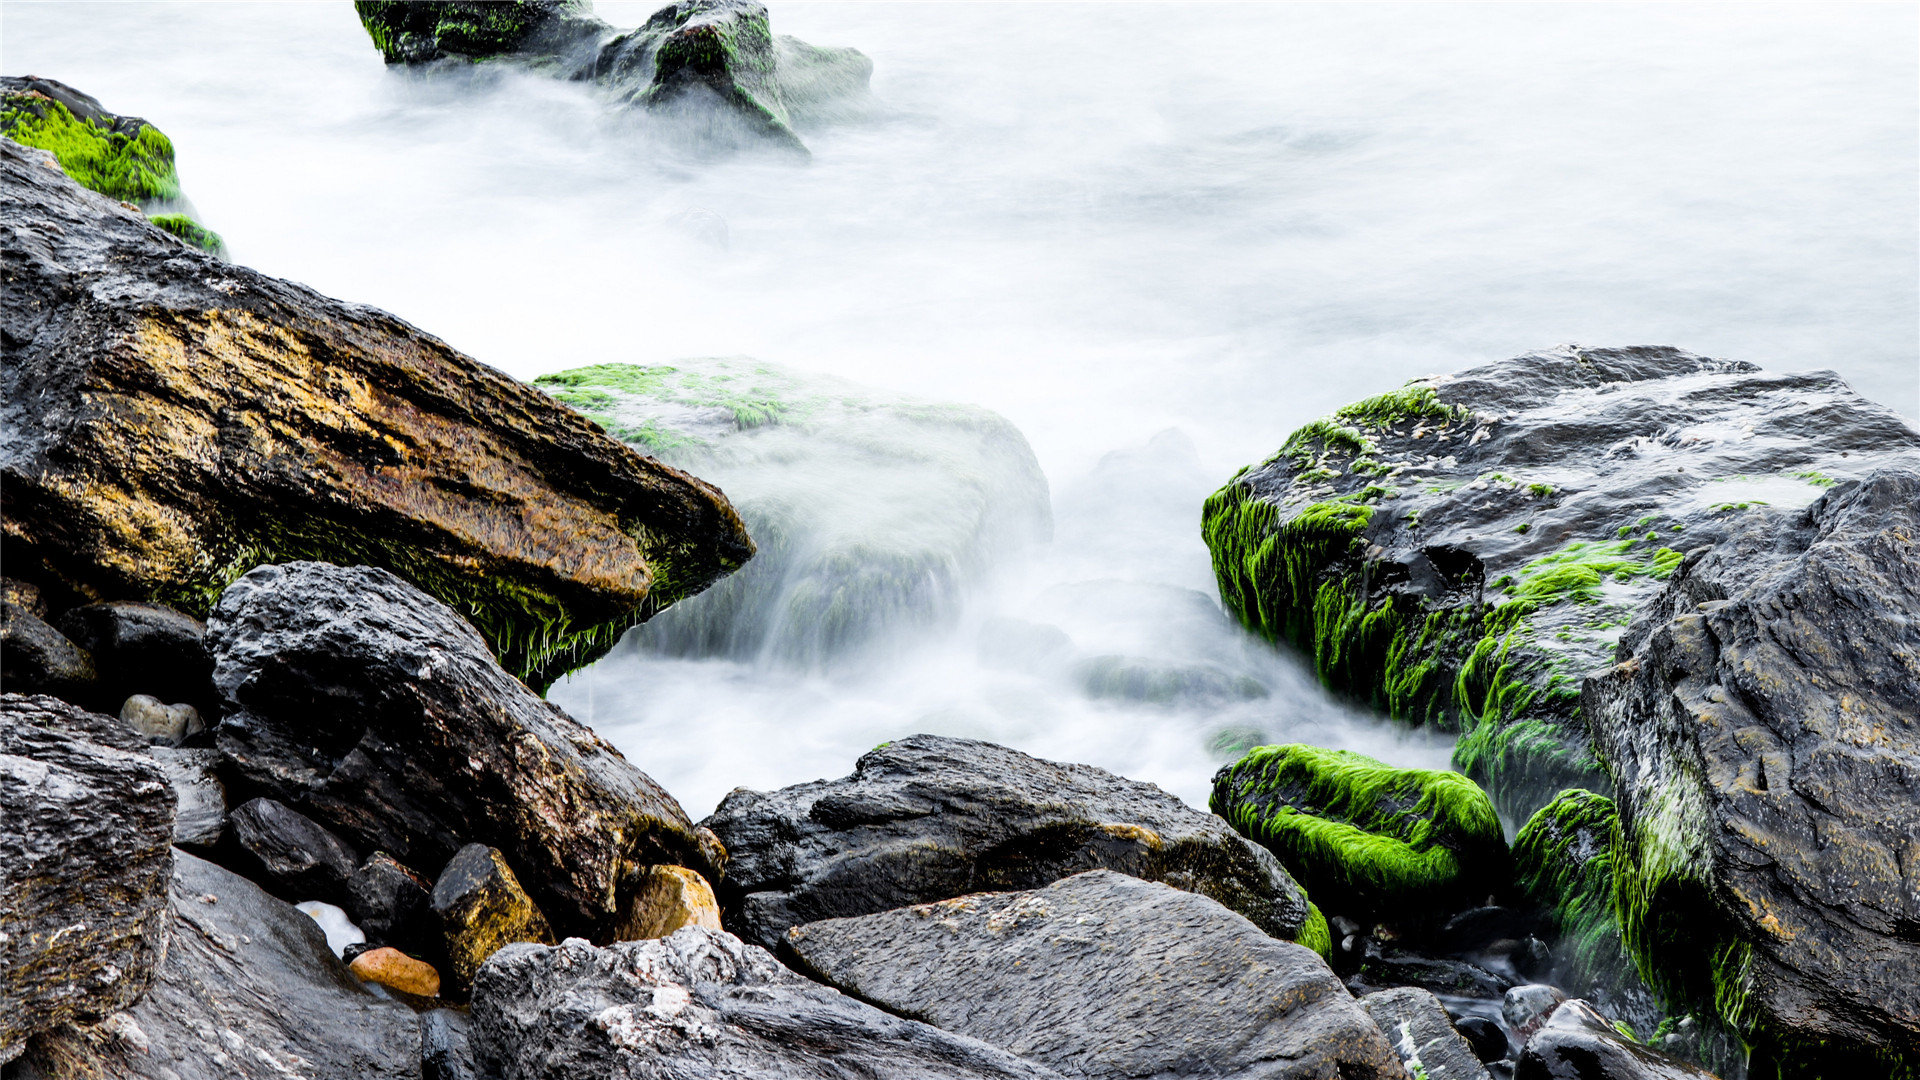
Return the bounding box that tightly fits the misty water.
[8,2,1915,817]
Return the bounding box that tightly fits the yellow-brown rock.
[348,946,442,999]
[431,844,554,994]
[613,864,723,941]
[0,137,751,689]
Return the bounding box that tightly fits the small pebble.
[349,946,442,998]
[119,694,201,745]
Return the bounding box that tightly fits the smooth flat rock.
[150,746,225,848]
[787,869,1408,1080]
[702,734,1310,950]
[1362,987,1493,1080]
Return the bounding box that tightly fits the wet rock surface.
[0,599,97,704]
[0,136,751,689]
[787,870,1406,1080]
[227,796,361,906]
[469,927,1065,1079]
[1361,987,1493,1080]
[151,745,225,848]
[1203,345,1920,821]
[1516,1000,1718,1080]
[0,694,173,1060]
[348,852,439,956]
[612,863,722,941]
[57,601,212,713]
[209,561,718,940]
[703,733,1310,950]
[433,843,556,994]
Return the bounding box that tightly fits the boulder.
[354,0,607,65]
[209,561,719,939]
[57,601,213,712]
[787,870,1407,1080]
[151,746,225,848]
[612,864,722,940]
[1203,346,1920,820]
[1362,987,1493,1080]
[347,852,439,956]
[538,359,1050,670]
[1454,1016,1509,1065]
[702,734,1311,950]
[1585,464,1920,1076]
[469,928,1065,1079]
[1504,985,1569,1046]
[1516,1000,1718,1080]
[0,694,173,1061]
[227,797,361,905]
[1211,743,1506,921]
[0,135,752,690]
[19,850,422,1079]
[433,844,556,994]
[0,597,97,703]
[1513,789,1629,986]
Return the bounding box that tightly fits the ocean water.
[7,2,1914,816]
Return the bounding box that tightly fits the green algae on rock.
[1204,344,1920,822]
[1513,788,1628,986]
[1210,743,1506,921]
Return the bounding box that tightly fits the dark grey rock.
[421,1007,476,1080]
[1454,1016,1509,1065]
[0,694,173,1059]
[786,869,1407,1080]
[1362,987,1493,1080]
[1504,985,1569,1047]
[208,561,719,940]
[56,601,212,713]
[1354,951,1516,1001]
[20,850,421,1078]
[1585,465,1920,1076]
[349,852,439,957]
[228,797,361,905]
[469,927,1064,1080]
[701,733,1310,950]
[1,599,97,705]
[151,746,225,848]
[1516,1000,1717,1080]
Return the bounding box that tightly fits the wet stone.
[228,797,360,906]
[612,863,722,941]
[432,844,555,995]
[1362,986,1493,1080]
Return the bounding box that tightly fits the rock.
[20,850,421,1078]
[228,797,361,905]
[469,927,1066,1079]
[433,844,556,994]
[1585,464,1920,1077]
[151,746,225,848]
[0,136,752,690]
[1354,951,1515,1001]
[702,733,1311,951]
[1516,1000,1718,1080]
[539,359,1050,670]
[348,852,439,956]
[3,577,47,615]
[1,597,98,704]
[1514,789,1629,987]
[1436,905,1547,955]
[1504,985,1569,1046]
[1203,345,1920,820]
[612,863,722,940]
[1211,743,1507,920]
[210,561,719,938]
[117,693,202,745]
[1362,986,1494,1080]
[1454,1016,1509,1064]
[1075,653,1269,706]
[350,946,443,999]
[0,694,173,1059]
[421,1008,478,1080]
[356,0,873,154]
[787,870,1407,1080]
[57,601,213,711]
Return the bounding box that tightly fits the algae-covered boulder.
[1513,789,1625,986]
[0,75,223,254]
[356,0,872,154]
[1204,345,1920,820]
[0,136,751,690]
[537,359,1050,669]
[1211,744,1506,921]
[1584,465,1920,1078]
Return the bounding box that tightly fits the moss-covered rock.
[1203,345,1920,821]
[1513,789,1627,987]
[354,0,605,64]
[1210,743,1506,921]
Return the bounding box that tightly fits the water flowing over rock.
[1203,345,1920,821]
[0,694,173,1062]
[538,359,1051,670]
[469,928,1065,1079]
[208,561,720,941]
[0,136,751,690]
[1584,464,1920,1077]
[702,734,1311,950]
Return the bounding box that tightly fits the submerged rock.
[209,562,720,940]
[1203,345,1920,820]
[703,734,1312,950]
[1361,986,1493,1080]
[538,359,1050,670]
[0,694,173,1061]
[0,136,751,689]
[469,928,1065,1079]
[1211,743,1507,921]
[788,870,1408,1080]
[1585,465,1920,1077]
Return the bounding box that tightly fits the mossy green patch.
[1513,789,1628,984]
[1294,902,1333,959]
[1,93,179,204]
[1334,382,1470,428]
[148,213,224,254]
[534,361,808,448]
[1503,540,1682,605]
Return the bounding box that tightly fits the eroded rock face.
[787,870,1407,1080]
[1203,346,1920,821]
[1585,465,1920,1077]
[209,562,719,941]
[0,136,751,689]
[0,694,173,1060]
[702,734,1310,950]
[469,928,1064,1080]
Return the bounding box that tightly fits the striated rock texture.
[209,561,720,940]
[469,927,1065,1079]
[1585,465,1920,1078]
[787,870,1408,1080]
[702,734,1311,950]
[539,359,1051,671]
[1361,987,1492,1080]
[20,851,421,1079]
[0,694,173,1062]
[1203,345,1920,821]
[0,136,751,689]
